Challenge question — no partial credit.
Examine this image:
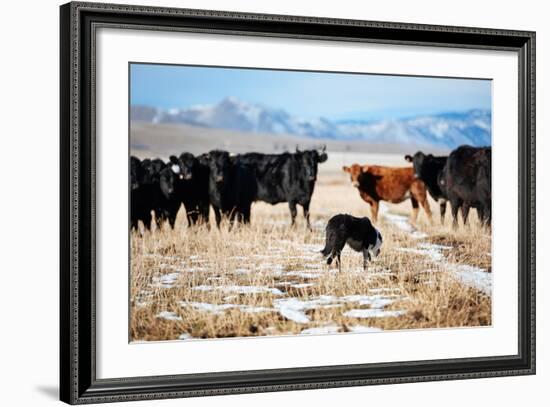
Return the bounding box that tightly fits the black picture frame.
[60,1,536,404]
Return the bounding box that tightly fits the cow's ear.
[404,155,413,162]
[342,166,350,173]
[318,153,328,163]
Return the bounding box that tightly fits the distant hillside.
[131,97,491,150]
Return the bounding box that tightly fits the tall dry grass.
[130,174,491,341]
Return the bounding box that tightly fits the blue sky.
[130,63,492,121]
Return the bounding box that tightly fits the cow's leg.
[475,207,483,224]
[131,217,139,231]
[411,180,431,223]
[289,201,298,226]
[450,200,461,228]
[439,200,447,225]
[185,209,193,227]
[213,206,222,228]
[154,211,164,231]
[202,204,210,225]
[168,214,177,229]
[302,201,312,230]
[460,203,470,226]
[410,197,420,224]
[185,203,198,227]
[370,200,379,223]
[168,205,179,229]
[242,204,252,224]
[484,204,491,226]
[362,248,371,271]
[228,208,238,230]
[420,197,432,223]
[143,211,152,231]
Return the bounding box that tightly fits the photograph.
[129,63,493,342]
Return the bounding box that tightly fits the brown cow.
[342,164,432,223]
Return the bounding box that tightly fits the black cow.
[130,156,152,231]
[197,150,259,227]
[405,152,449,224]
[174,152,210,226]
[202,150,236,227]
[155,162,182,229]
[130,157,182,230]
[232,147,328,229]
[321,214,382,272]
[440,145,491,227]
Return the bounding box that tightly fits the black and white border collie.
[321,214,382,271]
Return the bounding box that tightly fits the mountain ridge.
[131,97,491,150]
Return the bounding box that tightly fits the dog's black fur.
[321,214,382,271]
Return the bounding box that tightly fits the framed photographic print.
[60,1,536,404]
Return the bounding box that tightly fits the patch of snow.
[156,311,182,321]
[451,266,492,296]
[151,273,180,288]
[383,213,414,233]
[398,244,492,296]
[300,325,341,335]
[397,247,445,263]
[369,287,401,294]
[178,333,193,340]
[348,325,384,333]
[285,271,323,279]
[341,294,401,308]
[418,242,452,250]
[290,283,315,289]
[272,297,336,324]
[344,309,406,318]
[258,263,284,272]
[184,267,208,272]
[380,205,427,239]
[299,243,324,252]
[191,285,284,296]
[240,306,274,314]
[303,264,323,269]
[181,301,274,315]
[277,306,310,324]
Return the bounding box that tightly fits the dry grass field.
[130,153,491,342]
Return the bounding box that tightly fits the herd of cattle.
[130,144,491,233]
[130,147,328,231]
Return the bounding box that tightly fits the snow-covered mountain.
[131,97,491,150]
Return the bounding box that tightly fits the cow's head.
[342,163,368,188]
[178,152,196,180]
[140,158,165,184]
[404,152,427,179]
[406,151,444,182]
[298,146,328,182]
[159,166,176,198]
[168,155,184,180]
[206,150,231,184]
[130,156,142,191]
